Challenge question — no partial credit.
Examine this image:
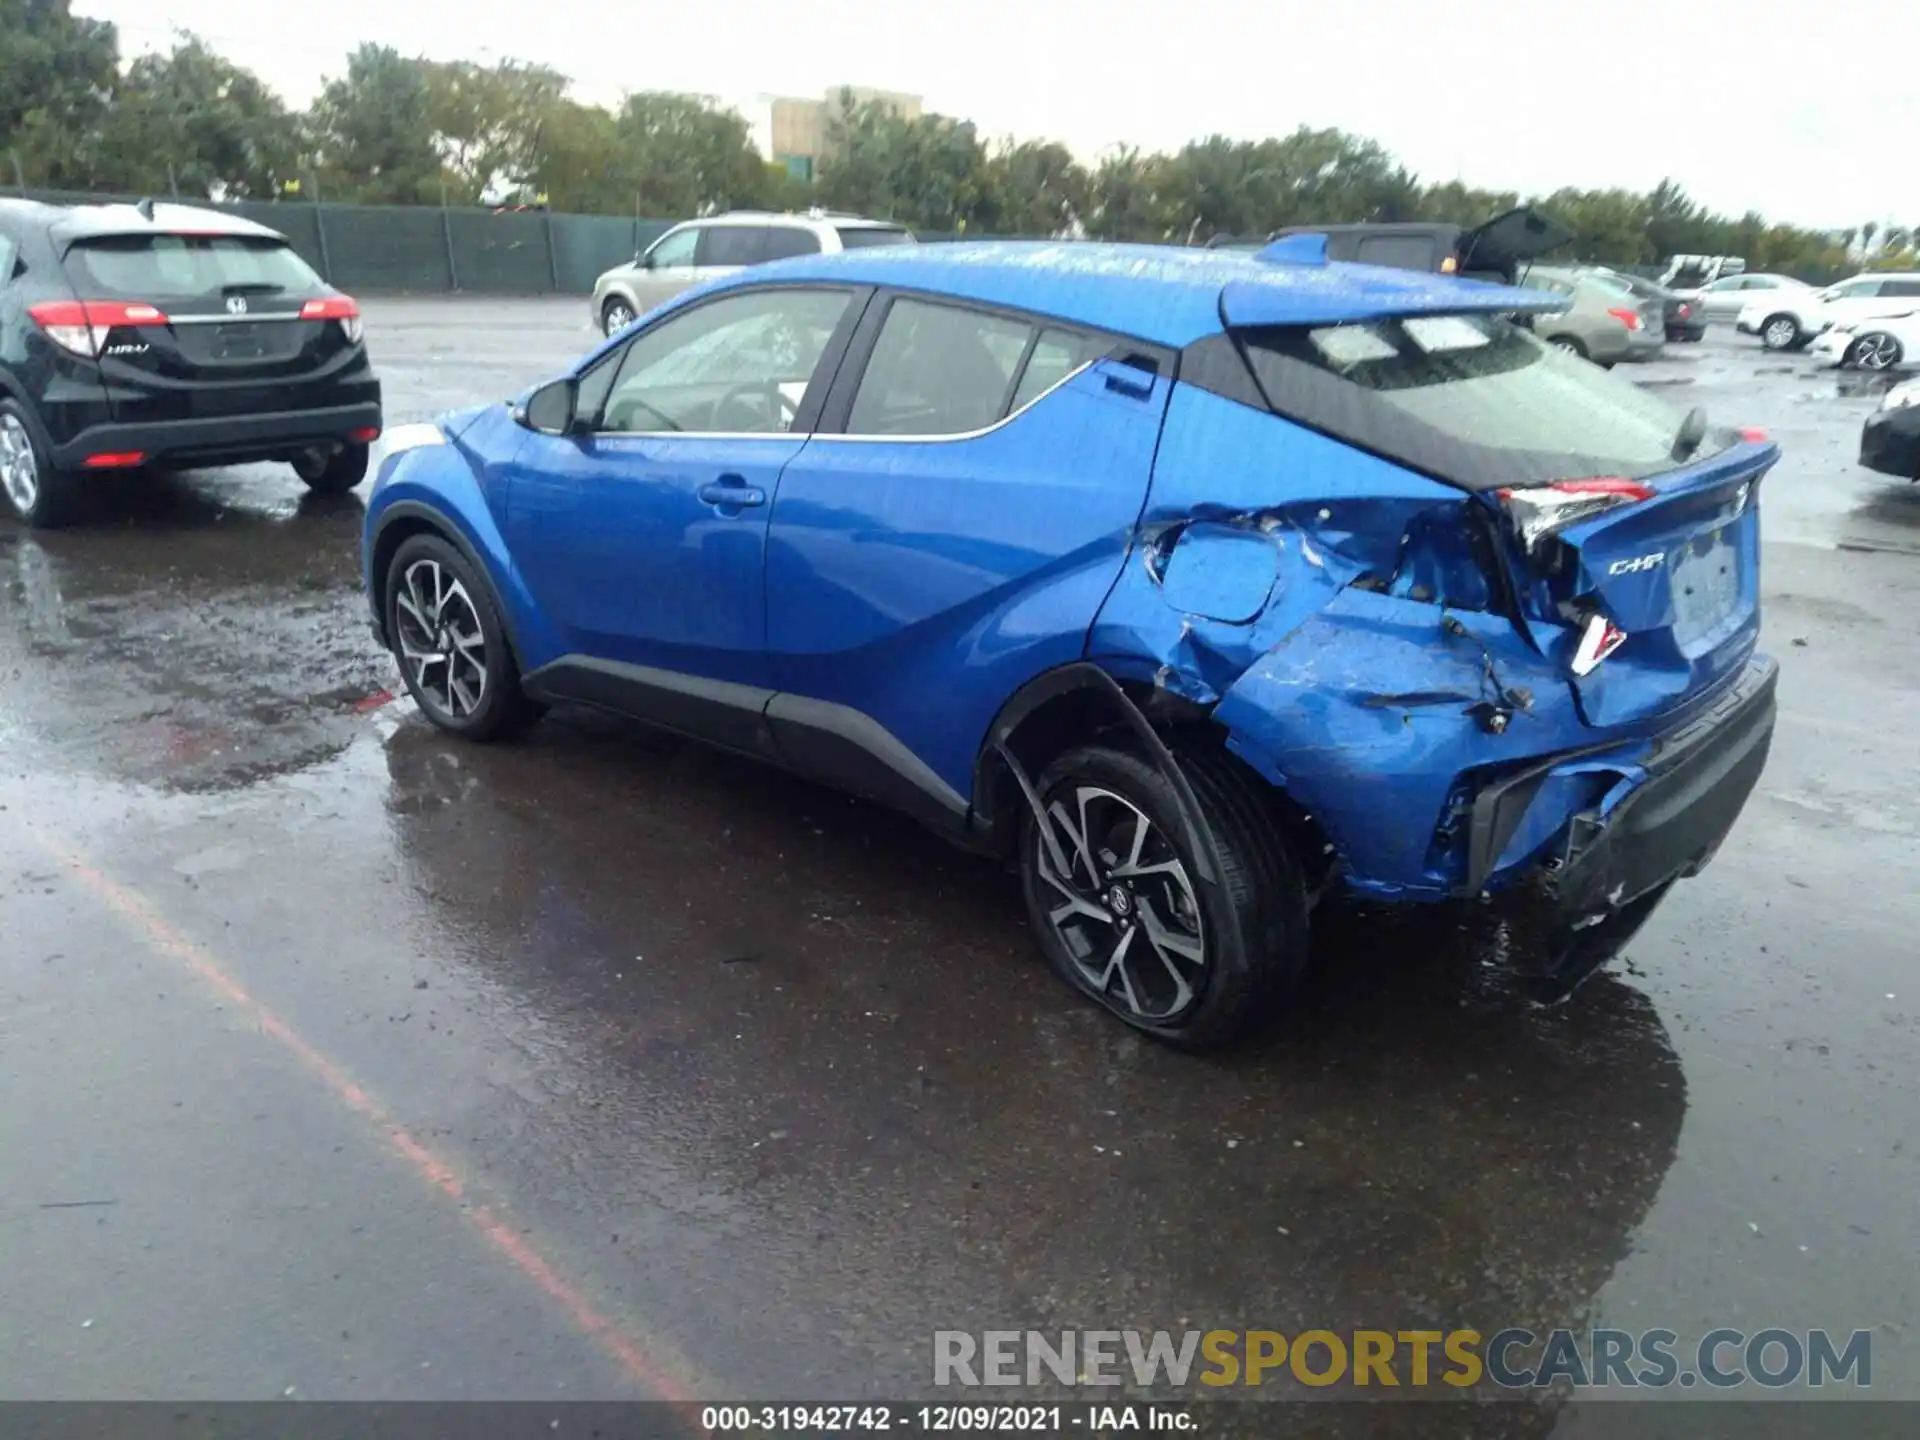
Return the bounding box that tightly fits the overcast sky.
[87,0,1915,231]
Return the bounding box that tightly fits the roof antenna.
[135,197,156,221]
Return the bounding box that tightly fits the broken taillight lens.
[1496,477,1654,554]
[1571,613,1629,675]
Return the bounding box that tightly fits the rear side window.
[761,227,821,261]
[1881,279,1920,298]
[1355,235,1439,272]
[1009,327,1106,411]
[1239,313,1702,490]
[847,299,1032,435]
[835,226,913,250]
[695,227,766,267]
[63,234,321,300]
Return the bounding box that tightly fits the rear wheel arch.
[972,663,1335,890]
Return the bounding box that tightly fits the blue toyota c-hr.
[363,240,1778,1050]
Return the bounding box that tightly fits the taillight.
[1678,303,1692,318]
[1496,477,1655,553]
[28,300,169,358]
[301,295,363,344]
[1607,306,1642,331]
[1739,426,1769,443]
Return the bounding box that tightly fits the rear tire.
[293,442,370,494]
[1760,314,1801,351]
[0,400,84,529]
[383,533,541,741]
[1548,335,1587,360]
[1019,742,1309,1052]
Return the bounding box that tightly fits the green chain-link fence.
[2,187,690,295]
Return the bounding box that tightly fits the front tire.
[0,401,84,528]
[1019,743,1308,1051]
[384,533,540,741]
[293,441,370,494]
[1760,314,1801,351]
[1849,332,1903,371]
[601,296,637,335]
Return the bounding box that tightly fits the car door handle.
[698,478,766,508]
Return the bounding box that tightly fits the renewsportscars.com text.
[933,1328,1872,1390]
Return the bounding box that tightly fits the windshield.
[1239,312,1711,491]
[835,226,914,250]
[64,234,322,300]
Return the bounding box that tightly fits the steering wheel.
[712,382,797,434]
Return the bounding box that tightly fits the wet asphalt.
[1,302,1916,1426]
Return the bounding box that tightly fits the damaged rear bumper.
[1536,652,1776,924]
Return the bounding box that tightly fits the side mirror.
[517,377,579,436]
[639,250,657,271]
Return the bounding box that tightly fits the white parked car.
[1810,310,1920,371]
[1737,272,1920,351]
[1685,271,1808,321]
[589,210,913,335]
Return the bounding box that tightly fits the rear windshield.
[64,234,322,300]
[1239,312,1708,490]
[834,226,914,250]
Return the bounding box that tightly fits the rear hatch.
[1229,309,1776,730]
[56,232,363,424]
[1457,207,1575,281]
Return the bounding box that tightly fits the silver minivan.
[590,211,914,334]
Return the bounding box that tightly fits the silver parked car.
[1687,271,1810,321]
[1518,266,1665,366]
[590,210,914,334]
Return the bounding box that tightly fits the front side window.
[1239,312,1706,491]
[597,287,851,435]
[645,227,699,269]
[694,226,766,268]
[846,298,1033,436]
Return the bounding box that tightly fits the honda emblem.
[225,296,248,315]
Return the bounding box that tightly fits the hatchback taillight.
[1496,477,1654,553]
[301,295,363,344]
[28,300,169,358]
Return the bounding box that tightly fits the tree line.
[6,0,1915,280]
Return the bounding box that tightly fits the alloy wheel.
[1033,784,1207,1024]
[0,414,40,515]
[392,558,489,720]
[604,301,635,334]
[1854,334,1900,371]
[1763,318,1797,349]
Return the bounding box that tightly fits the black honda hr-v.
[0,198,382,527]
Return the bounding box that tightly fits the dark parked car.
[0,198,382,527]
[1860,377,1920,480]
[1597,268,1706,342]
[1209,207,1574,285]
[364,240,1778,1052]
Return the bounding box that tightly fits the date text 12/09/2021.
[699,1405,1194,1432]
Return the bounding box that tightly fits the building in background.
[737,88,924,184]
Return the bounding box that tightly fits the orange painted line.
[43,838,703,1407]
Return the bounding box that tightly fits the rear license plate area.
[1669,524,1740,648]
[214,323,265,359]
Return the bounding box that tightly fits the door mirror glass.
[520,377,578,435]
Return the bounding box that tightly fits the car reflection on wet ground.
[0,305,1914,1428]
